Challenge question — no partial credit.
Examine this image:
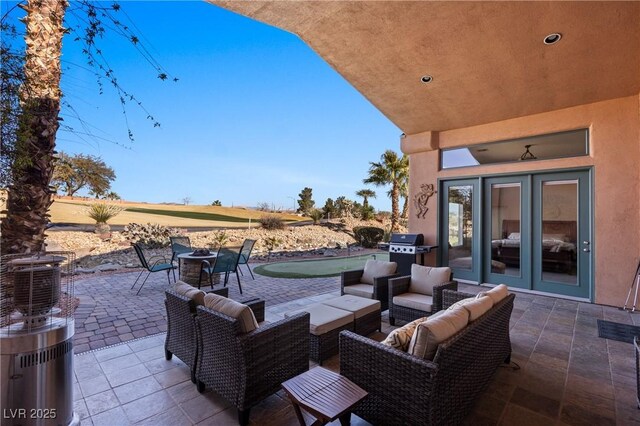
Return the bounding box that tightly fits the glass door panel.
[441,180,479,282]
[532,171,591,298]
[541,180,578,284]
[483,176,530,288]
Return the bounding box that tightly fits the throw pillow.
[174,281,206,306]
[408,264,451,296]
[409,307,469,360]
[448,296,493,321]
[477,284,508,305]
[361,260,398,285]
[203,293,258,334]
[381,317,427,351]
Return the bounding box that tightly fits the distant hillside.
[48,197,306,228]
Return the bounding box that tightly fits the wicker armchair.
[164,287,265,384]
[340,289,514,425]
[388,265,457,325]
[341,259,399,311]
[195,307,310,426]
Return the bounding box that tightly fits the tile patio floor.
[71,269,640,425]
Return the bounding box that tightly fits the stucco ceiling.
[208,1,640,134]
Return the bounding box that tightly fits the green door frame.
[531,170,592,299]
[438,179,481,282]
[482,175,531,289]
[438,167,593,301]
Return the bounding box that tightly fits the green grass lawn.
[123,206,252,222]
[253,252,390,279]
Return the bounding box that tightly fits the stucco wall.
[405,95,640,306]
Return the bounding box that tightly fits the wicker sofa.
[340,289,515,425]
[164,286,265,384]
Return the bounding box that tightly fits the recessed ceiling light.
[420,75,433,84]
[543,33,562,45]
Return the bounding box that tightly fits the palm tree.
[364,150,409,232]
[355,189,376,209]
[1,0,67,255]
[399,174,409,219]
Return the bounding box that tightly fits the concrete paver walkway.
[73,266,338,352]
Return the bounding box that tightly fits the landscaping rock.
[45,217,403,273]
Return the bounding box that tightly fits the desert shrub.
[309,209,323,224]
[360,205,375,221]
[353,226,385,248]
[85,203,123,224]
[259,214,285,230]
[122,223,178,248]
[209,230,229,249]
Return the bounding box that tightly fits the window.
[441,129,588,170]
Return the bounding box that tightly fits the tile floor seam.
[557,297,577,426]
[514,297,557,422]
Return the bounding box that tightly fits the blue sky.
[8,1,401,211]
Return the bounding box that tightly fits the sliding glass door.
[532,171,591,298]
[440,169,592,300]
[482,176,530,289]
[440,179,479,282]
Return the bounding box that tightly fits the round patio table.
[177,252,218,287]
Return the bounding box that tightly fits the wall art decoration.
[414,183,437,219]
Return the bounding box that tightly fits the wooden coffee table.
[281,367,368,426]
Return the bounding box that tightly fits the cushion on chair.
[321,295,381,319]
[476,284,509,305]
[360,260,398,285]
[203,293,258,334]
[285,303,353,335]
[343,283,374,299]
[392,293,433,312]
[408,306,469,360]
[174,281,206,306]
[381,317,427,351]
[447,296,493,321]
[408,265,451,296]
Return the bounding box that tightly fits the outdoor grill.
[379,233,438,275]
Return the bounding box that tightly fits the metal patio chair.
[170,236,192,276]
[237,239,256,280]
[131,243,176,295]
[201,247,244,294]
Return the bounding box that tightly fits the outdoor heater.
[0,251,79,426]
[379,233,438,276]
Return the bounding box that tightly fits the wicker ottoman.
[321,295,381,337]
[285,304,354,365]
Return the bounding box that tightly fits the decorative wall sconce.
[414,183,437,219]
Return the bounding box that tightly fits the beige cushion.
[285,303,353,335]
[203,293,258,334]
[322,295,381,319]
[343,283,374,299]
[408,307,469,360]
[174,281,206,306]
[448,296,493,321]
[477,284,509,305]
[393,293,433,312]
[381,317,427,351]
[408,265,451,296]
[361,260,397,285]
